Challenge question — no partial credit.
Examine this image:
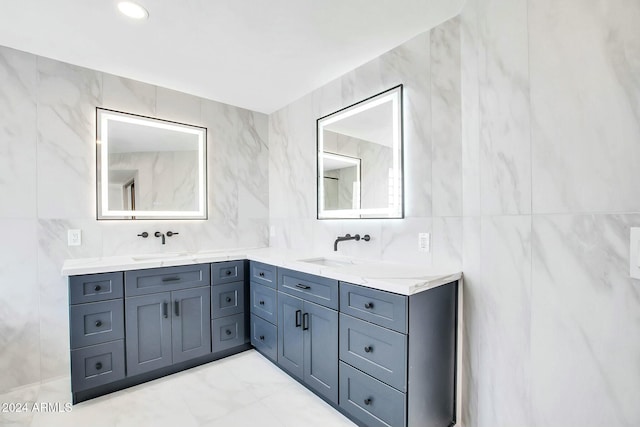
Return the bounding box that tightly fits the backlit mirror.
[317,85,403,219]
[96,109,207,220]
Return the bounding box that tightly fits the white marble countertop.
[61,247,462,296]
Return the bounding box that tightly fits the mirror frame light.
[316,84,404,219]
[96,108,208,220]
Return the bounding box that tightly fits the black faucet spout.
[154,231,165,245]
[333,233,361,251]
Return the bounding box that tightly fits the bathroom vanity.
[63,249,462,427]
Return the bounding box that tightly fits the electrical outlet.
[68,229,82,246]
[418,232,430,252]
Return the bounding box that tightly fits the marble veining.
[0,45,269,393]
[0,47,37,219]
[431,17,463,217]
[529,0,640,214]
[61,247,462,296]
[477,0,531,215]
[531,214,640,427]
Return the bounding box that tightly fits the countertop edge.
[62,250,462,296]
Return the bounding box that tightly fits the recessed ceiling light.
[117,1,149,20]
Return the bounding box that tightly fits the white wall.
[0,48,269,393]
[269,0,640,426]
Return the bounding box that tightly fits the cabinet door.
[303,301,338,404]
[126,292,172,376]
[172,286,212,364]
[277,292,304,379]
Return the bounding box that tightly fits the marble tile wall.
[0,46,269,393]
[269,0,640,426]
[269,23,464,268]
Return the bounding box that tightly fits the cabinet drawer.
[124,264,210,297]
[249,261,276,288]
[340,282,407,333]
[250,314,277,362]
[212,313,246,353]
[250,282,277,324]
[212,281,244,319]
[211,260,245,285]
[71,340,125,392]
[339,313,407,391]
[69,272,123,304]
[339,362,406,427]
[278,268,338,310]
[70,300,124,349]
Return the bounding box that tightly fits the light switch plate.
[418,232,430,252]
[68,229,82,246]
[630,227,640,279]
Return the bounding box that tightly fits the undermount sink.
[298,257,358,268]
[130,252,190,261]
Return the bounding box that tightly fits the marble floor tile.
[0,350,356,427]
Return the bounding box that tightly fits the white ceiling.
[0,0,463,114]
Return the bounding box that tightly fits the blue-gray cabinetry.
[69,272,126,393]
[211,260,248,353]
[249,262,278,361]
[69,260,251,404]
[277,268,339,405]
[339,281,457,427]
[249,267,458,427]
[125,265,212,376]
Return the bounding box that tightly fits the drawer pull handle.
[94,285,102,292]
[163,302,168,318]
[225,329,232,336]
[302,312,309,330]
[226,297,232,303]
[225,270,232,276]
[95,320,103,328]
[364,302,374,309]
[295,310,302,327]
[259,300,265,305]
[296,283,311,290]
[259,272,265,277]
[95,362,103,370]
[162,276,181,282]
[174,300,180,317]
[364,346,373,353]
[364,398,372,405]
[259,335,265,341]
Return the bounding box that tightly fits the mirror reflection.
[317,85,403,219]
[97,109,207,220]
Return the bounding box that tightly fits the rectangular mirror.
[317,85,403,219]
[96,108,207,220]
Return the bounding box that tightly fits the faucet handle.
[137,232,148,238]
[167,231,179,237]
[362,234,371,242]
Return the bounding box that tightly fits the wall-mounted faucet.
[334,233,370,251]
[153,231,179,245]
[154,231,165,244]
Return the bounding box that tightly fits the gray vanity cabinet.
[125,292,172,375]
[171,286,212,364]
[276,269,339,405]
[339,282,458,427]
[277,292,303,378]
[126,286,211,376]
[69,272,126,393]
[69,260,253,403]
[124,264,212,377]
[249,262,278,362]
